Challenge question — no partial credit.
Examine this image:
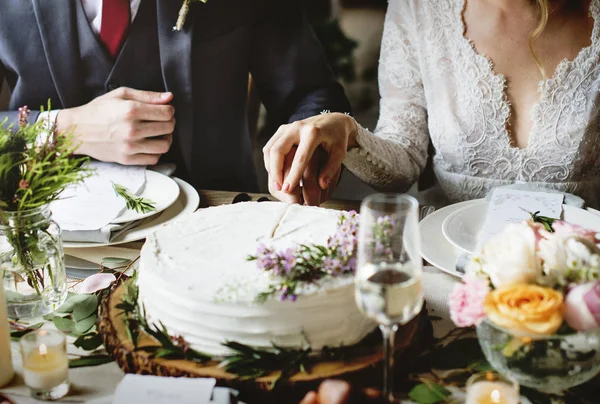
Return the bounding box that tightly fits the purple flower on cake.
[449,276,489,327]
[248,210,364,302]
[564,281,600,331]
[280,248,297,274]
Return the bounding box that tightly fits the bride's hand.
[263,113,357,195]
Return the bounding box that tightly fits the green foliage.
[47,292,106,355]
[0,106,90,212]
[69,354,114,368]
[529,211,557,232]
[408,382,451,404]
[112,183,156,214]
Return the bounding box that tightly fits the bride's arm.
[343,1,429,192]
[264,1,429,199]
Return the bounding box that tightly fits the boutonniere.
[174,0,208,32]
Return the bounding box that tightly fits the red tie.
[100,0,131,57]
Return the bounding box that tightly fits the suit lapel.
[31,0,83,109]
[156,0,195,170]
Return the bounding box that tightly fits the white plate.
[443,200,600,255]
[111,171,180,224]
[64,178,199,248]
[442,203,487,254]
[419,200,481,277]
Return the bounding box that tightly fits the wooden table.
[198,189,362,212]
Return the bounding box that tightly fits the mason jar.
[0,206,67,319]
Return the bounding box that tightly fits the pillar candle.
[0,284,14,388]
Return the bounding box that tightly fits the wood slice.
[98,283,432,404]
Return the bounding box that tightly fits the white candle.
[23,343,69,390]
[0,284,14,388]
[466,372,519,404]
[20,329,69,398]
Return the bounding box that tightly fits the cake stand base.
[98,283,432,404]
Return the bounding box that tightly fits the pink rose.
[449,276,489,327]
[564,281,600,331]
[552,221,599,243]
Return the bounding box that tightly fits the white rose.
[539,235,600,284]
[478,222,542,288]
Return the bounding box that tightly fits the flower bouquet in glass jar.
[449,218,600,393]
[0,106,89,319]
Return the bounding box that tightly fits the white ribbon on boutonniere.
[173,0,208,32]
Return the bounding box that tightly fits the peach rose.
[484,284,565,337]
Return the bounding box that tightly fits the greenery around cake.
[118,273,380,388]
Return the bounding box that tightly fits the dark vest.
[75,0,165,100]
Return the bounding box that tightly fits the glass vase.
[0,206,67,319]
[477,319,600,394]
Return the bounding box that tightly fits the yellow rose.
[484,284,564,337]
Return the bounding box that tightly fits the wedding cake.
[137,202,376,356]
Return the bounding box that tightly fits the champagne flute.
[355,194,424,402]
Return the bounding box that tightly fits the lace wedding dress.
[343,0,600,208]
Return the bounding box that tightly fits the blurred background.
[0,0,388,200]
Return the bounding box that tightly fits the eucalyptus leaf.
[57,293,90,313]
[73,294,98,321]
[68,354,114,368]
[53,316,75,334]
[73,333,104,351]
[74,314,97,335]
[408,383,451,404]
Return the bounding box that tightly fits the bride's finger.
[282,130,321,193]
[269,134,299,190]
[263,124,287,173]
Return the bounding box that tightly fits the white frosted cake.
[137,202,376,356]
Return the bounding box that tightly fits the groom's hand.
[56,87,176,165]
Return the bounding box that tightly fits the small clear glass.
[1,205,68,319]
[354,194,424,402]
[465,371,519,404]
[20,329,69,401]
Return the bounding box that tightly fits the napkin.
[61,219,143,243]
[113,375,242,404]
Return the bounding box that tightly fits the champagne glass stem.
[380,323,398,402]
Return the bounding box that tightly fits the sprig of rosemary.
[0,104,91,211]
[112,183,156,214]
[529,210,557,233]
[220,341,313,388]
[120,278,379,387]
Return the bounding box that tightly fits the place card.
[113,374,216,404]
[477,189,564,248]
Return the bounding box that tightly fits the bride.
[263,0,600,208]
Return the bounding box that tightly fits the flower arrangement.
[248,211,359,302]
[450,220,600,333]
[0,106,89,312]
[449,218,600,391]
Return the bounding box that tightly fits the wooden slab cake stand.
[98,283,432,404]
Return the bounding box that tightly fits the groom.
[0,0,350,191]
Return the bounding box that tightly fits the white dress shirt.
[81,0,142,34]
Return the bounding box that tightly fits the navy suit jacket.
[0,0,351,191]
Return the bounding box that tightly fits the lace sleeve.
[343,1,429,191]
